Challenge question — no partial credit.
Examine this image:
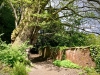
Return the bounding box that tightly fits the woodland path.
[28,54,86,75]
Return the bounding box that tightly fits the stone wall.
[39,46,95,67]
[56,47,95,67]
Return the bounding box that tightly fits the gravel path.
[28,61,85,75]
[28,54,86,75]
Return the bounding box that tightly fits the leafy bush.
[0,34,9,50]
[0,40,30,67]
[90,45,100,73]
[83,67,99,75]
[53,60,81,69]
[10,61,28,75]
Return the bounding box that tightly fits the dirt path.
[28,54,86,75]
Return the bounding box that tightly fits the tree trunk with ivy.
[11,0,49,46]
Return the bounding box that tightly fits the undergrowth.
[10,61,28,75]
[53,60,81,69]
[0,37,30,75]
[90,45,100,73]
[0,42,30,67]
[83,67,99,75]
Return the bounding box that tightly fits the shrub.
[90,45,100,73]
[0,35,9,50]
[83,67,99,75]
[0,40,30,67]
[10,61,28,75]
[53,60,81,69]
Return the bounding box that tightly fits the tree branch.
[52,0,74,15]
[88,0,100,5]
[9,1,18,28]
[62,23,100,35]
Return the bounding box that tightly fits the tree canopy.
[0,0,100,46]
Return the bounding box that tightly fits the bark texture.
[11,0,49,46]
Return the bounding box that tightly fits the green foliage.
[10,61,28,75]
[0,39,30,67]
[90,45,100,73]
[8,0,32,6]
[0,37,10,50]
[55,32,100,47]
[53,60,81,69]
[59,46,68,50]
[86,34,100,45]
[83,67,99,75]
[52,32,89,47]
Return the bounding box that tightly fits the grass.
[53,60,81,69]
[10,61,28,75]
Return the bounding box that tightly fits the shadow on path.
[29,54,49,63]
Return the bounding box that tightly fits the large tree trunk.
[11,0,49,46]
